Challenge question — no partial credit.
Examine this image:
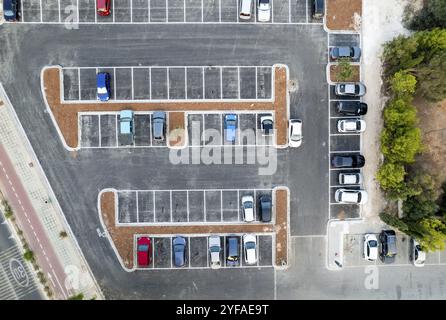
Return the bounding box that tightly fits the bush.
[23,250,35,262]
[383,99,417,131]
[389,71,417,99]
[68,293,84,300]
[380,126,422,164]
[416,51,446,101]
[59,231,68,239]
[403,173,439,221]
[379,212,409,232]
[376,162,406,191]
[408,0,446,30]
[417,217,446,252]
[336,58,354,82]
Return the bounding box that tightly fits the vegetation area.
[377,14,446,251]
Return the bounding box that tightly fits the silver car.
[208,236,222,269]
[330,46,361,60]
[335,82,366,97]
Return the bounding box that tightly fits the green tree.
[403,173,439,221]
[379,212,409,232]
[389,70,417,98]
[23,250,35,262]
[383,35,424,76]
[383,98,417,131]
[380,126,422,164]
[409,0,446,30]
[415,51,446,101]
[417,217,446,252]
[377,162,406,191]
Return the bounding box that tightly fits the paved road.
[0,212,43,300]
[0,142,69,299]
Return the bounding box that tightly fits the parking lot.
[62,66,273,102]
[327,32,363,220]
[343,233,446,268]
[188,112,275,147]
[117,188,273,224]
[133,234,273,269]
[17,0,321,24]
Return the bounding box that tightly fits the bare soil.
[43,67,289,149]
[100,188,289,269]
[329,64,360,83]
[414,97,446,187]
[326,0,362,31]
[168,112,186,147]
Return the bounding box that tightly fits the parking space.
[79,112,168,148]
[134,234,274,269]
[188,112,274,147]
[116,188,273,224]
[17,0,320,24]
[62,66,273,102]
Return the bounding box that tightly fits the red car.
[137,237,151,267]
[96,0,111,16]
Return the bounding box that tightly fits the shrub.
[383,98,417,131]
[336,58,354,82]
[379,212,409,232]
[389,71,417,99]
[68,293,84,300]
[380,126,422,164]
[23,250,35,262]
[376,162,406,191]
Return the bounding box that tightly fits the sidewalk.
[0,84,103,299]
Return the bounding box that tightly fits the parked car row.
[136,234,260,268]
[363,231,426,267]
[116,110,166,144]
[241,194,272,222]
[331,154,367,204]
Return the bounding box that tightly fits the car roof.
[340,190,359,202]
[338,47,351,56]
[342,173,358,184]
[120,110,133,118]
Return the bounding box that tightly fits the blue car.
[3,0,19,21]
[173,236,186,267]
[96,72,111,101]
[224,114,237,143]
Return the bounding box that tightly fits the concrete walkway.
[0,84,103,299]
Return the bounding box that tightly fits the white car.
[257,0,271,22]
[337,119,366,133]
[288,119,302,148]
[208,236,222,269]
[334,189,368,204]
[241,195,255,222]
[338,173,362,185]
[363,234,378,261]
[243,234,257,265]
[411,239,426,267]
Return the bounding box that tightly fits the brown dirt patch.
[326,0,362,31]
[43,67,289,149]
[274,189,289,267]
[414,97,446,186]
[329,64,360,83]
[168,112,186,147]
[100,188,289,269]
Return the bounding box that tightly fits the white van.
[239,0,252,20]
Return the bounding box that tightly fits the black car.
[3,0,19,21]
[312,0,324,19]
[331,154,365,168]
[379,230,397,263]
[226,237,240,267]
[259,195,272,222]
[336,101,368,116]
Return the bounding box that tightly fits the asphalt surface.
[2,22,442,299]
[0,212,43,300]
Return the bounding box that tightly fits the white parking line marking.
[202,67,205,99]
[136,191,139,223]
[148,0,151,22]
[206,236,209,267]
[113,67,117,100]
[288,0,291,23]
[153,191,156,222]
[203,190,206,222]
[149,68,152,100]
[186,190,190,222]
[76,0,79,23]
[305,0,308,23]
[184,68,187,99]
[219,0,222,22]
[220,190,223,222]
[98,114,102,147]
[115,114,119,147]
[237,66,241,99]
[220,67,223,99]
[58,0,61,23]
[112,0,115,22]
[188,236,191,267]
[255,67,258,99]
[131,67,134,100]
[183,0,186,22]
[166,0,168,22]
[271,0,274,23]
[78,68,81,100]
[201,0,204,22]
[130,0,133,23]
[170,190,173,222]
[167,67,170,100]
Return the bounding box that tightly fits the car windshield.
[210,246,220,253]
[245,242,255,250]
[244,201,253,208]
[138,244,149,252]
[226,120,236,126]
[174,245,184,252]
[263,120,273,129]
[4,10,14,16]
[290,127,301,140]
[369,240,377,247]
[97,87,107,94]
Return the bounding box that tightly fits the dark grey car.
[330,46,361,60]
[259,195,272,222]
[379,230,397,264]
[173,236,187,267]
[152,111,166,142]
